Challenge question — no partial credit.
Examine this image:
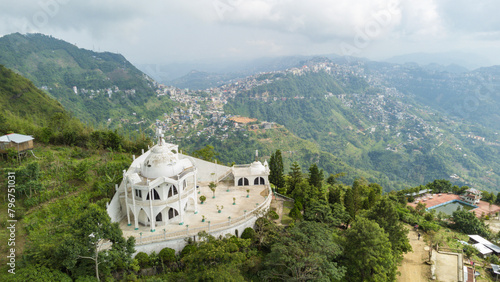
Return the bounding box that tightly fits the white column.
[178,180,183,224]
[193,173,198,214]
[149,185,155,232]
[132,185,138,230]
[124,175,131,226]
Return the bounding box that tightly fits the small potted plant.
[202,215,205,222]
[200,195,206,204]
[217,205,224,213]
[246,189,250,198]
[209,182,217,199]
[233,197,236,205]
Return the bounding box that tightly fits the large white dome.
[140,144,189,179]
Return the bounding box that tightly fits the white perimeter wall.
[133,213,260,255]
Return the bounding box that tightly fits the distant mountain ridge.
[224,62,500,191]
[0,33,174,128]
[384,51,492,70]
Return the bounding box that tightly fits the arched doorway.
[138,208,149,225]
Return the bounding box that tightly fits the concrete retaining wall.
[133,214,259,255]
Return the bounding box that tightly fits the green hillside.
[372,63,500,131]
[180,123,406,191]
[225,71,500,191]
[0,63,151,152]
[0,64,65,131]
[0,33,175,128]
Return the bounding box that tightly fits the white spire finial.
[156,127,164,145]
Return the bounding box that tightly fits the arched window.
[146,189,160,200]
[156,212,162,222]
[238,178,249,186]
[254,177,265,185]
[168,185,178,197]
[168,208,179,219]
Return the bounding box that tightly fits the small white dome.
[141,144,187,178]
[250,161,266,175]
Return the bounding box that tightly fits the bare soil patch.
[398,227,431,282]
[229,116,257,123]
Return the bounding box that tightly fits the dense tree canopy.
[262,221,345,281]
[343,217,397,282]
[452,209,490,238]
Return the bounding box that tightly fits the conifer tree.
[308,163,323,189]
[287,161,302,195]
[269,150,284,189]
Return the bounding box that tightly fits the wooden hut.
[0,133,34,154]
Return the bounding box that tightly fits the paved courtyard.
[119,180,270,239]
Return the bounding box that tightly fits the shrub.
[9,264,72,282]
[159,247,176,263]
[241,227,256,240]
[289,206,302,220]
[135,252,150,268]
[181,244,197,258]
[268,210,279,220]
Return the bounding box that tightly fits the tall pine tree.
[269,150,284,189]
[308,163,323,189]
[287,161,302,195]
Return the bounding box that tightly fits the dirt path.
[398,228,431,282]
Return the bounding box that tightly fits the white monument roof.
[140,142,193,179]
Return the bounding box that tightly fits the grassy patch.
[281,201,294,225]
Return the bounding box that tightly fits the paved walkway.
[398,227,431,282]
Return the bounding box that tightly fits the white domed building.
[119,133,198,232]
[107,129,272,253]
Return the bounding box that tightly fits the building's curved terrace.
[119,181,270,244]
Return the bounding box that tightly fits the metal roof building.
[468,235,500,254]
[0,133,34,154]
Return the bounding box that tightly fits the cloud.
[0,0,499,66]
[214,0,403,42]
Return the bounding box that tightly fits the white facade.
[119,136,198,232]
[233,161,269,187]
[107,131,272,247]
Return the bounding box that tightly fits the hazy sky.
[1,0,500,66]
